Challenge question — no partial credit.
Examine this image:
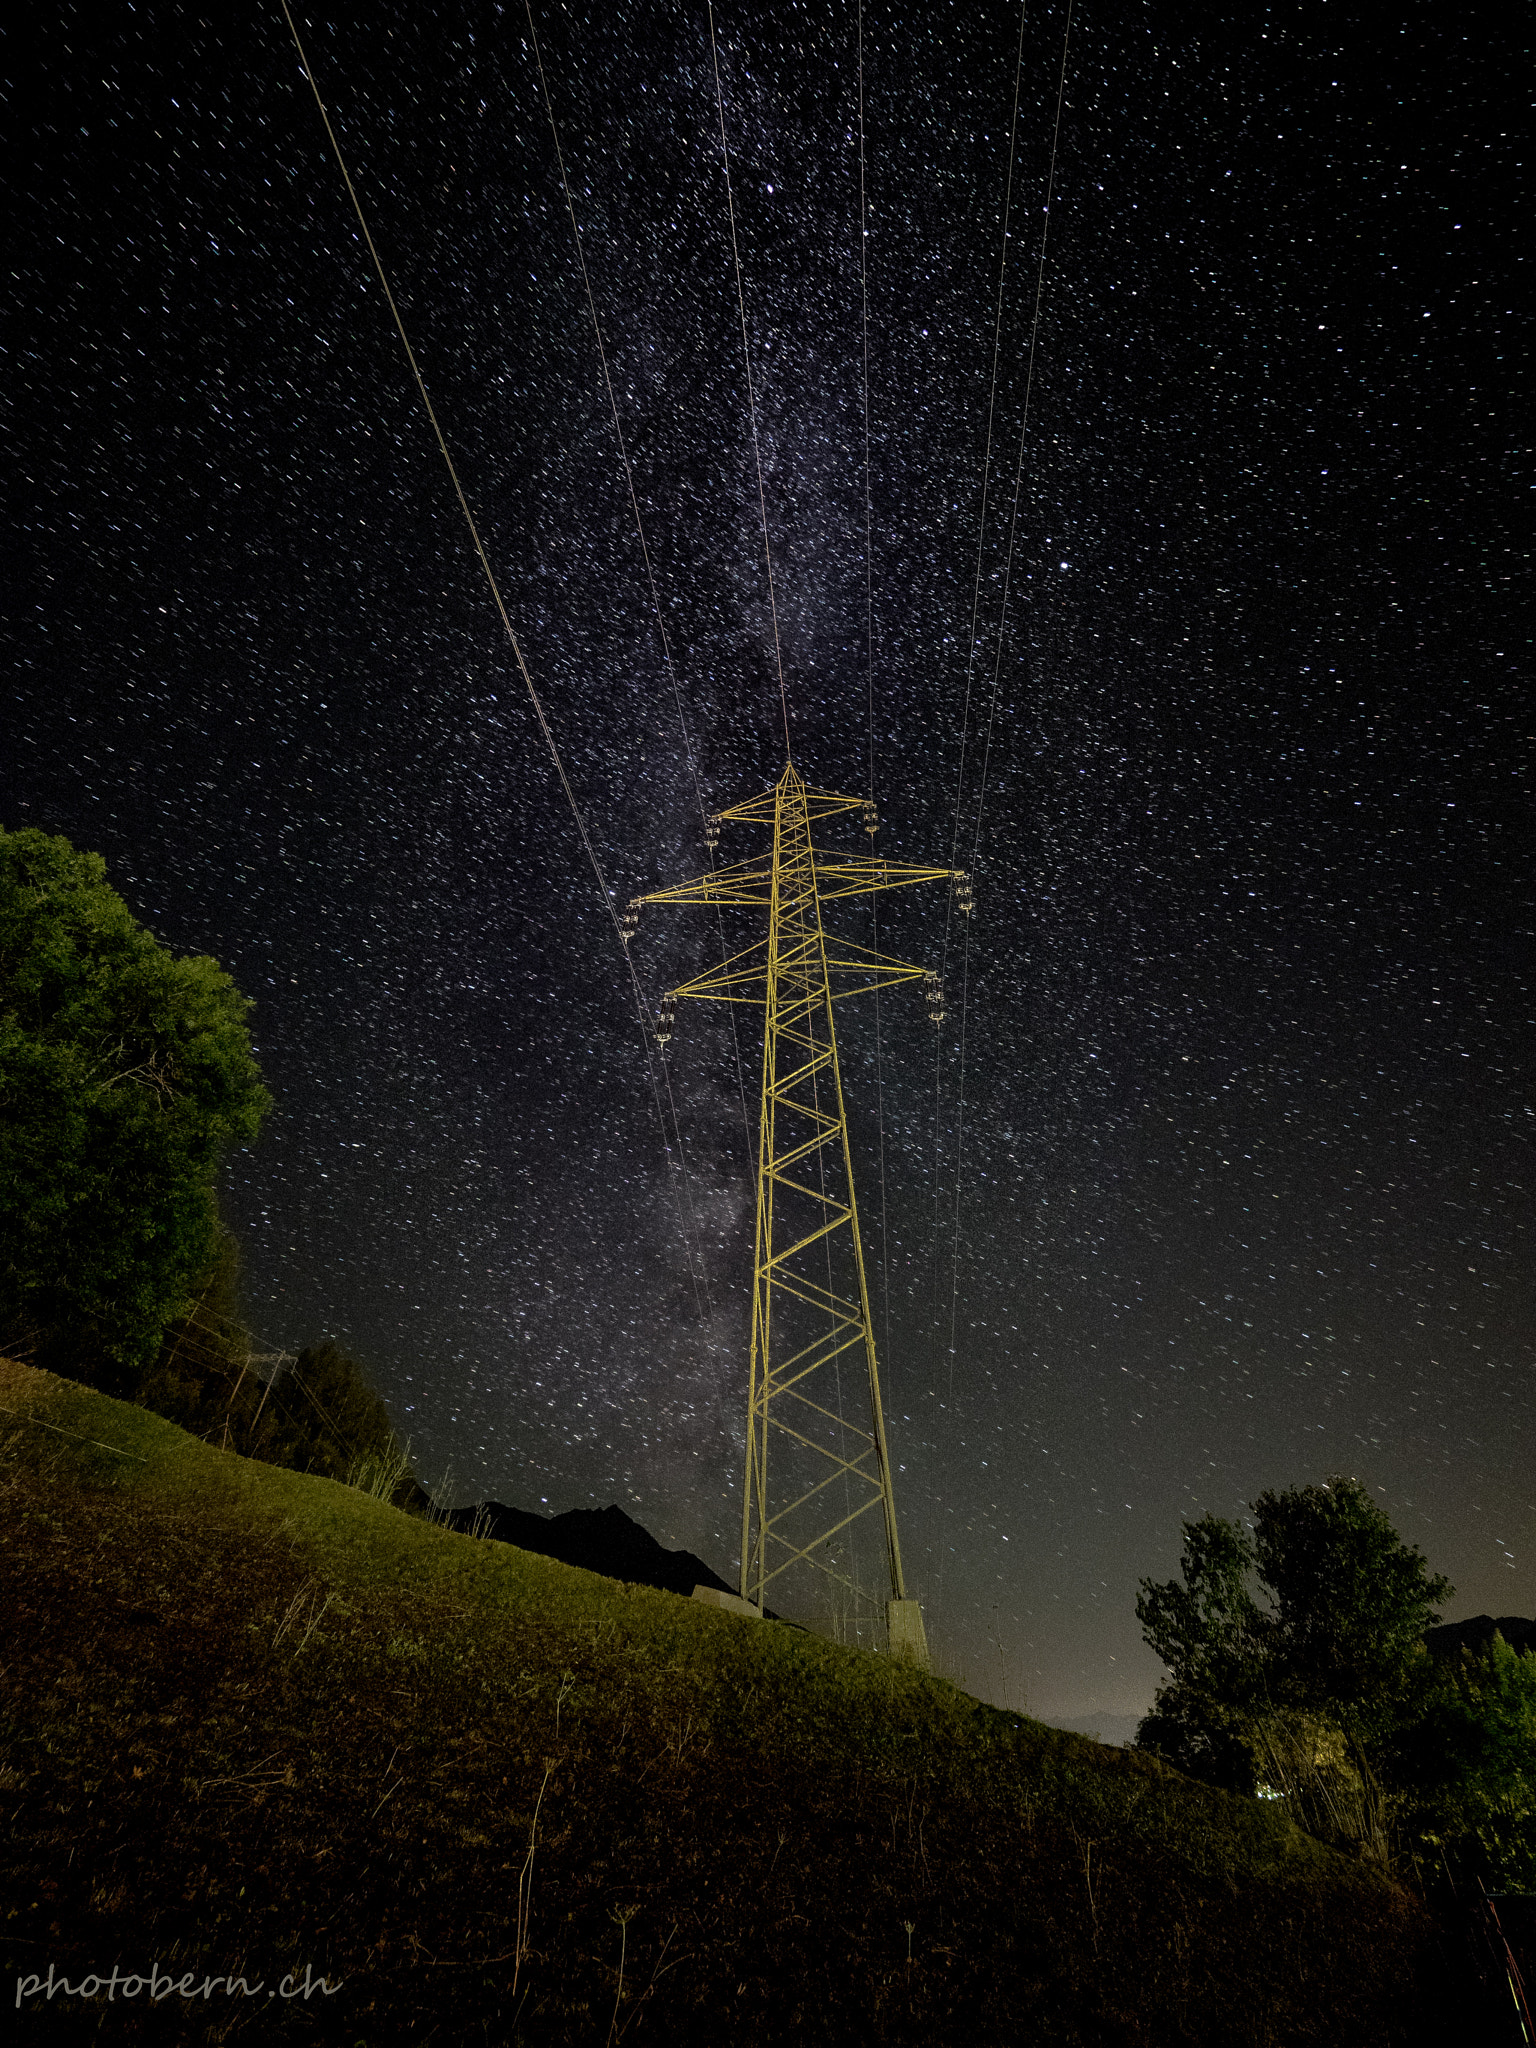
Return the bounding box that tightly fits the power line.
[280,2,607,928]
[930,0,1032,1396]
[945,0,1032,883]
[970,0,1077,876]
[523,4,703,826]
[707,2,792,758]
[855,0,895,1372]
[948,0,1077,1391]
[277,0,712,1321]
[523,1,755,1182]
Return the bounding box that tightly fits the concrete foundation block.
[691,1584,763,1620]
[887,1598,929,1667]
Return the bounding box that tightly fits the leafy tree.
[1134,1513,1270,1788]
[1136,1479,1453,1853]
[0,827,423,1509]
[1249,1479,1451,1746]
[133,1223,252,1431]
[1139,1488,1536,1882]
[0,826,269,1382]
[1395,1631,1536,1889]
[246,1340,419,1495]
[140,1263,423,1508]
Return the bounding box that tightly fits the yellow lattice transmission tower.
[627,760,966,1664]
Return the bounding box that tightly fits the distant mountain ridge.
[442,1500,785,1615]
[1424,1613,1536,1659]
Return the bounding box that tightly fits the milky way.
[9,1,1528,1718]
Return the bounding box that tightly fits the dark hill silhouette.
[442,1500,790,1620]
[1424,1613,1536,1659]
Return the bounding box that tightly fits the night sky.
[9,1,1529,1724]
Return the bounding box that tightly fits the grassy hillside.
[0,1356,1464,2043]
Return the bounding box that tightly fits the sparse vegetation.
[132,1249,423,1505]
[0,1355,1496,2043]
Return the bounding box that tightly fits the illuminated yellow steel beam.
[716,785,863,825]
[635,759,965,1660]
[640,852,951,913]
[666,936,930,1008]
[811,855,954,901]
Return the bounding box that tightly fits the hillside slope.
[0,1357,1458,2043]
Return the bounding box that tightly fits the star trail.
[8,0,1528,1722]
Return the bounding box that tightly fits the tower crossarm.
[766,1427,882,1494]
[766,1170,850,1216]
[765,1315,867,1383]
[638,857,774,908]
[635,851,954,914]
[818,935,931,1001]
[773,1344,873,1408]
[716,785,866,827]
[763,1210,852,1273]
[663,933,931,1009]
[767,1269,864,1322]
[768,1128,845,1178]
[662,936,771,1005]
[811,852,956,901]
[756,1490,889,1592]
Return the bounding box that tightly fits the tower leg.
[887,1599,929,1667]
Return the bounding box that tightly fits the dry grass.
[0,1356,1483,2043]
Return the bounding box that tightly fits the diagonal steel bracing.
[633,760,962,1657]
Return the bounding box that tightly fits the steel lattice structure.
[631,760,962,1662]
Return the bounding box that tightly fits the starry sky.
[8,1,1529,1722]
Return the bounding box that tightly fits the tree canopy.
[1248,1478,1453,1743]
[1401,1628,1536,1890]
[1135,1479,1536,1884]
[0,825,270,1377]
[1137,1480,1452,1791]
